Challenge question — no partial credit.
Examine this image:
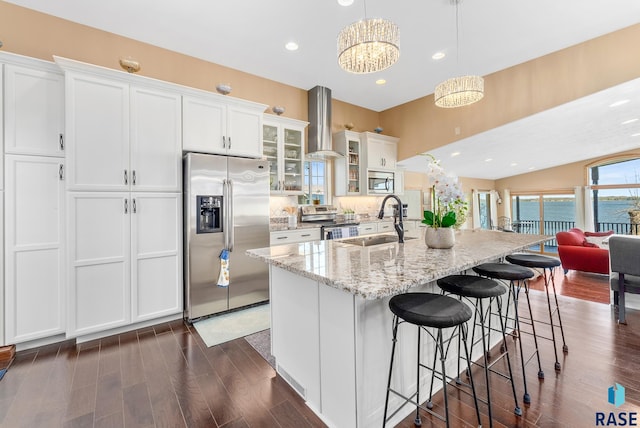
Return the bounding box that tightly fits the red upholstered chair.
[555,228,614,275]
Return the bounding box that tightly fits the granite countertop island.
[247,229,551,428]
[248,229,550,299]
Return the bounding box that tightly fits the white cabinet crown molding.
[0,51,61,73]
[263,113,309,128]
[53,55,268,112]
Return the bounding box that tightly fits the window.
[589,157,640,234]
[511,193,575,253]
[298,160,327,205]
[476,191,492,229]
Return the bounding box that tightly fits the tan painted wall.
[380,24,640,162]
[0,0,379,130]
[496,149,640,194]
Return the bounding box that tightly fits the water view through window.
[510,157,640,253]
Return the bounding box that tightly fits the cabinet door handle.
[222,136,226,148]
[132,170,137,186]
[277,236,288,240]
[132,198,137,214]
[124,198,129,214]
[59,134,64,150]
[59,164,64,180]
[124,170,128,185]
[301,234,311,237]
[228,137,231,149]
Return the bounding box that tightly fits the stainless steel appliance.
[300,204,360,240]
[184,152,270,322]
[367,170,395,194]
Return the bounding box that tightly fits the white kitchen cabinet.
[270,228,321,245]
[130,86,182,192]
[57,56,182,192]
[64,71,129,191]
[183,93,267,158]
[67,192,130,336]
[357,223,378,236]
[67,192,182,337]
[3,64,64,157]
[362,132,398,170]
[1,64,3,191]
[0,192,4,346]
[4,155,65,343]
[131,193,182,322]
[377,221,395,233]
[263,115,308,195]
[334,131,363,196]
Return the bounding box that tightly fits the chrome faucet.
[378,194,405,243]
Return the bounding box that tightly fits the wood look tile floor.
[0,270,638,428]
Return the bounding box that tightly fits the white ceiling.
[398,77,640,179]
[5,0,640,179]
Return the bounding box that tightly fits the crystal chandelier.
[337,18,400,74]
[435,75,484,108]
[435,0,484,108]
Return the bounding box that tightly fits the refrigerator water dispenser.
[197,195,222,233]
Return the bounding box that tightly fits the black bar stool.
[472,262,539,405]
[437,274,522,424]
[506,254,568,370]
[383,292,482,428]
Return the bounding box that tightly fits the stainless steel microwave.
[367,170,394,194]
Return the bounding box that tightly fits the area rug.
[244,329,275,368]
[193,303,270,347]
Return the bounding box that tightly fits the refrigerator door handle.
[228,179,235,252]
[223,178,229,250]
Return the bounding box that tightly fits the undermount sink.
[340,235,416,247]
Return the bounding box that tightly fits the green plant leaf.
[422,210,435,226]
[441,211,457,227]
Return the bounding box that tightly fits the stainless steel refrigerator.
[184,152,270,322]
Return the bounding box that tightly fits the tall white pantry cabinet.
[2,54,66,345]
[57,56,183,338]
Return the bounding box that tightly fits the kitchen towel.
[217,249,229,287]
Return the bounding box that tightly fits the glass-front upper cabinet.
[262,115,308,195]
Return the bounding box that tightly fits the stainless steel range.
[300,205,360,240]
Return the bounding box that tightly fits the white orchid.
[421,154,468,228]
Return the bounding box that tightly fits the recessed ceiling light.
[485,158,492,162]
[622,118,638,125]
[450,151,460,157]
[337,0,354,5]
[510,163,518,167]
[610,99,630,107]
[376,79,386,85]
[632,133,640,137]
[285,41,299,51]
[528,166,536,170]
[432,52,446,60]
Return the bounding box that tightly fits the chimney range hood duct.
[306,86,343,159]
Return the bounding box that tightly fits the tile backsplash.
[269,195,406,219]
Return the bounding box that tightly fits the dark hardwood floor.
[1,269,638,428]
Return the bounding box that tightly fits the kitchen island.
[247,229,550,428]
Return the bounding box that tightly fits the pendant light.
[337,1,400,74]
[435,0,484,108]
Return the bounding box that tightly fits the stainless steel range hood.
[307,86,344,159]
